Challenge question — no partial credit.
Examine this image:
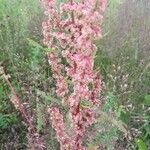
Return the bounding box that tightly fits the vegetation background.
[0,0,149,149]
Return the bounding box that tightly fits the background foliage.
[0,0,149,149]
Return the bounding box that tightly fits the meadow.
[0,0,149,149]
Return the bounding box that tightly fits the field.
[0,0,149,149]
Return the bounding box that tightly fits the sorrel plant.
[42,0,107,149]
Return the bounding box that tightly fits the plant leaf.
[144,95,150,106]
[135,139,148,150]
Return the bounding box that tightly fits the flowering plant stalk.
[42,0,107,149]
[0,66,45,150]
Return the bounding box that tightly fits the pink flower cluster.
[42,0,107,149]
[47,52,68,98]
[48,107,74,150]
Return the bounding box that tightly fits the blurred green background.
[0,0,149,149]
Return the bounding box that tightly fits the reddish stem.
[70,0,74,23]
[1,69,45,149]
[2,73,35,131]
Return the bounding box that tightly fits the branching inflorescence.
[0,67,45,150]
[42,0,107,149]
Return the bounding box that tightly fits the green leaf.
[80,100,93,109]
[135,139,148,150]
[44,48,54,53]
[36,100,44,132]
[0,113,18,129]
[27,38,43,49]
[144,95,150,106]
[103,92,116,112]
[46,96,63,106]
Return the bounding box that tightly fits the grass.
[0,0,150,149]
